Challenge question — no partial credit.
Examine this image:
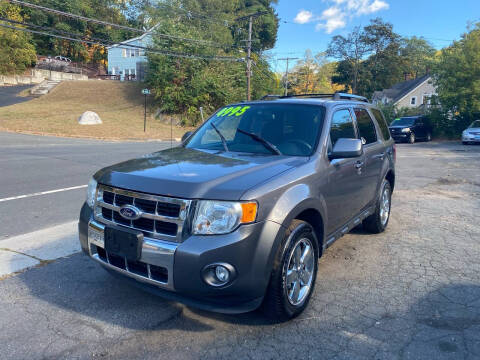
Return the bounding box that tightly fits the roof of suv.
[242,93,374,108]
[246,97,372,107]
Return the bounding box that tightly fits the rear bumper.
[79,202,282,314]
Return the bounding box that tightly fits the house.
[372,74,437,109]
[107,26,156,81]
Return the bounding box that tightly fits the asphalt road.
[0,85,34,107]
[1,134,480,359]
[0,132,173,238]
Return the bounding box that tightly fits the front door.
[325,108,366,234]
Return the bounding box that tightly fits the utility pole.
[278,57,299,96]
[246,16,253,101]
[236,11,268,101]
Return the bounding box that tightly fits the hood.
[95,147,305,200]
[389,125,411,129]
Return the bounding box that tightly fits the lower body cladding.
[78,203,282,314]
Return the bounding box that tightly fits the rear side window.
[330,109,356,146]
[371,108,391,140]
[354,108,378,144]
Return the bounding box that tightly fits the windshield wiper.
[210,122,229,152]
[237,128,282,155]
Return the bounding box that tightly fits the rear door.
[353,107,384,209]
[325,108,366,233]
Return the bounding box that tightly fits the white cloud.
[294,10,314,24]
[294,0,389,34]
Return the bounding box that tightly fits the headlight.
[86,178,98,208]
[401,128,411,133]
[193,200,257,235]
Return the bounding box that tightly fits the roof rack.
[260,92,369,103]
[332,92,369,103]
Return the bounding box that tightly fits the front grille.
[95,245,168,283]
[94,185,191,242]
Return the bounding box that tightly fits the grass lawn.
[0,81,192,140]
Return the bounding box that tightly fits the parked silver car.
[462,120,480,144]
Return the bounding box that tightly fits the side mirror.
[329,138,363,160]
[181,131,193,144]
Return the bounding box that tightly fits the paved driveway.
[0,137,479,359]
[0,85,34,107]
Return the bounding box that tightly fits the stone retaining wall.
[0,69,88,86]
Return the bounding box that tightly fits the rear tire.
[363,180,392,234]
[262,220,319,321]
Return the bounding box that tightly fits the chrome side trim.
[88,220,177,291]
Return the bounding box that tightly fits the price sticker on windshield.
[217,106,250,117]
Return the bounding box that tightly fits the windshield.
[391,117,416,127]
[469,120,480,128]
[185,103,325,156]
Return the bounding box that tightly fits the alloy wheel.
[285,238,315,306]
[379,186,391,227]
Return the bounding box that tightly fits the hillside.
[0,81,189,140]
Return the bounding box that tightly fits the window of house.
[354,108,378,145]
[422,94,431,105]
[330,109,356,148]
[135,49,140,57]
[410,97,417,105]
[122,49,127,57]
[130,49,135,57]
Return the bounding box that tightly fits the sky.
[268,0,480,73]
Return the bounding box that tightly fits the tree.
[362,18,401,91]
[327,26,371,93]
[289,50,338,94]
[146,0,280,122]
[0,3,36,74]
[401,36,436,78]
[22,0,131,63]
[432,24,480,134]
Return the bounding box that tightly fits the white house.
[107,27,156,81]
[372,74,437,109]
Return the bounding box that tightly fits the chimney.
[404,72,412,81]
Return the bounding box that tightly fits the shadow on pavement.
[7,249,480,358]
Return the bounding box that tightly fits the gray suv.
[79,93,395,320]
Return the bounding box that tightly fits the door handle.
[354,161,364,169]
[373,153,385,160]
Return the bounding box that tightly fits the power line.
[8,0,144,33]
[0,23,243,62]
[8,0,226,47]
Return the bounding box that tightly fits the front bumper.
[391,133,408,141]
[79,203,282,313]
[462,134,480,143]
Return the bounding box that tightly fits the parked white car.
[462,120,480,144]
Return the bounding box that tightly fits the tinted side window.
[371,108,391,140]
[354,108,378,144]
[330,109,356,147]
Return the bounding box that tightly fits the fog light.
[202,263,236,287]
[215,265,230,282]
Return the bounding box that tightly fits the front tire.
[363,180,392,234]
[262,220,319,321]
[408,132,416,144]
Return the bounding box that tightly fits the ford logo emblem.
[119,205,141,220]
